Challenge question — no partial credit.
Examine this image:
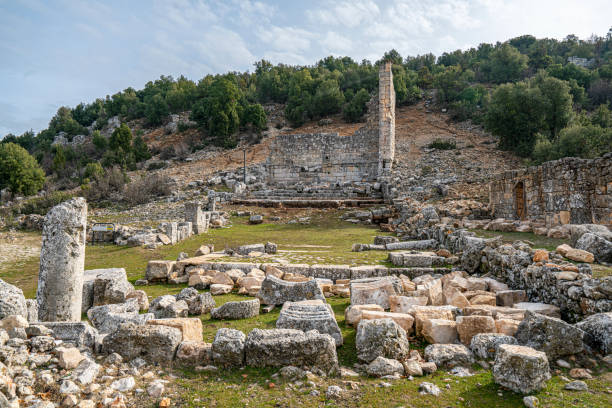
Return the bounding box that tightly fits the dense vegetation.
[2,29,612,197]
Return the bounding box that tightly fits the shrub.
[17,191,73,215]
[84,162,104,179]
[427,139,457,150]
[84,166,126,202]
[147,161,166,171]
[0,142,46,195]
[122,173,173,205]
[159,146,176,160]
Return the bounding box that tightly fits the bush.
[84,162,104,179]
[427,139,457,150]
[122,173,173,205]
[16,191,73,215]
[0,142,46,195]
[147,161,166,171]
[159,146,176,160]
[84,166,126,202]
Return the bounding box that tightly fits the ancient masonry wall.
[378,62,395,176]
[489,154,612,227]
[266,62,395,185]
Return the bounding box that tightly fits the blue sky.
[1,0,611,136]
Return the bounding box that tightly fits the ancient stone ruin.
[264,62,395,190]
[36,197,87,322]
[489,153,612,226]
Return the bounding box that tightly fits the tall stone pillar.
[378,61,395,177]
[36,197,87,322]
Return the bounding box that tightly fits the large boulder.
[470,333,518,360]
[211,299,260,320]
[212,328,246,367]
[257,276,324,306]
[276,300,342,346]
[0,279,27,320]
[421,319,458,344]
[575,312,612,354]
[244,328,339,375]
[424,344,474,368]
[575,233,612,264]
[344,304,384,327]
[145,260,175,282]
[356,318,410,363]
[492,344,550,394]
[102,323,182,365]
[515,311,585,360]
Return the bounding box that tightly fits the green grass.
[2,213,393,298]
[470,229,569,252]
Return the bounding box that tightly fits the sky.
[1,0,611,137]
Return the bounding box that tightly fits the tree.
[52,145,66,175]
[486,82,546,156]
[190,77,241,147]
[92,130,107,151]
[532,74,573,139]
[243,104,267,132]
[144,94,169,126]
[132,135,151,162]
[343,88,370,122]
[312,79,344,117]
[0,142,46,195]
[481,43,528,83]
[109,123,133,152]
[434,66,473,104]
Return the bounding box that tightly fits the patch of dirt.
[0,231,41,271]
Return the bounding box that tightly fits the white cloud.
[257,26,313,52]
[321,31,353,54]
[307,0,379,28]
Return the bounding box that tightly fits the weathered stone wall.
[266,130,380,184]
[266,62,395,185]
[378,62,395,176]
[489,154,612,227]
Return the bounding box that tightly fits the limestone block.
[389,295,428,313]
[147,318,203,342]
[496,290,528,307]
[414,309,454,336]
[496,319,521,336]
[344,304,384,327]
[456,315,497,346]
[360,311,414,335]
[421,319,458,344]
[492,344,550,394]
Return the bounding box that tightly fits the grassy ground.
[1,215,610,407]
[470,229,568,251]
[2,213,394,298]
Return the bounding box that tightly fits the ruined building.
[265,62,395,186]
[489,154,612,227]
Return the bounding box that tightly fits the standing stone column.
[37,197,87,322]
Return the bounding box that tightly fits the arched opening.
[514,181,526,220]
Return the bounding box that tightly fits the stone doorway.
[515,181,526,220]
